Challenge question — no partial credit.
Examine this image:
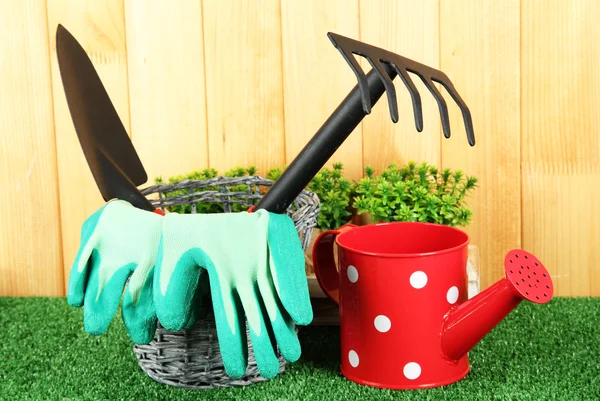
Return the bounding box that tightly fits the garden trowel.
[55,24,159,213]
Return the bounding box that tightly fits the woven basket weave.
[132,176,320,389]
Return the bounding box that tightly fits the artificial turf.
[0,297,599,400]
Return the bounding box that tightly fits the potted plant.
[351,161,480,298]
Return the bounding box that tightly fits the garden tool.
[56,24,160,214]
[57,24,167,344]
[312,222,554,389]
[255,33,475,214]
[154,209,312,379]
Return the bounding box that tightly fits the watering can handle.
[312,224,357,305]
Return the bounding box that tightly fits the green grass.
[1,297,599,400]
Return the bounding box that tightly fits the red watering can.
[313,222,554,390]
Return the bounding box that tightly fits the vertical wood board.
[440,0,521,288]
[521,0,600,295]
[359,0,442,174]
[202,0,285,174]
[125,0,209,182]
[0,0,63,296]
[281,0,363,179]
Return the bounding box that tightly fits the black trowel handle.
[254,66,394,214]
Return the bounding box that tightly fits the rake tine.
[416,75,451,139]
[433,77,476,146]
[389,63,423,132]
[367,59,399,123]
[329,36,371,114]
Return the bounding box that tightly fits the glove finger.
[154,241,251,378]
[67,249,92,308]
[67,208,105,307]
[257,273,301,363]
[208,272,248,379]
[204,266,249,379]
[183,271,212,329]
[122,264,157,345]
[163,246,250,378]
[267,213,313,325]
[154,240,205,331]
[82,251,136,336]
[238,283,281,379]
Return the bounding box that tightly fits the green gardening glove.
[67,199,163,344]
[154,209,313,379]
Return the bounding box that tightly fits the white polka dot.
[403,362,421,380]
[348,350,359,367]
[410,271,428,289]
[374,315,391,332]
[447,286,459,304]
[347,265,359,283]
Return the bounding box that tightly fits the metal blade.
[55,24,148,201]
[94,148,155,212]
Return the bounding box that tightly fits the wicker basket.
[132,176,320,389]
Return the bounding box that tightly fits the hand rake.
[255,33,475,214]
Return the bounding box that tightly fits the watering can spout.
[441,249,554,362]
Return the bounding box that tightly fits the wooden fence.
[1,0,598,297]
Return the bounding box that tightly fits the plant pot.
[466,244,480,299]
[304,228,321,276]
[358,212,373,226]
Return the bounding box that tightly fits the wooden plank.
[440,0,521,289]
[0,0,63,296]
[280,0,362,180]
[359,0,441,173]
[521,0,600,296]
[202,0,285,174]
[124,0,208,182]
[47,0,131,291]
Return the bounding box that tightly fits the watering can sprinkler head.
[440,249,554,362]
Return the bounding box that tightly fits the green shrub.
[351,161,477,227]
[306,163,354,231]
[266,166,285,181]
[150,160,476,230]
